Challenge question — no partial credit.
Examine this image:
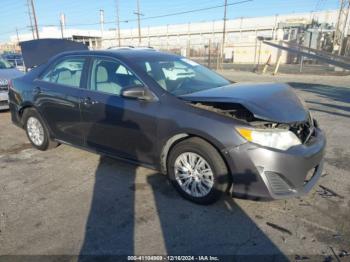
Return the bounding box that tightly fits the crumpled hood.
[0,68,23,81]
[181,82,309,123]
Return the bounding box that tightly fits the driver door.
[79,57,159,165]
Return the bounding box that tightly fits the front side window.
[42,57,85,88]
[137,57,230,96]
[89,58,142,96]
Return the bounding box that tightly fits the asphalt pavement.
[0,71,349,260]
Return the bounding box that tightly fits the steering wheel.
[173,77,191,93]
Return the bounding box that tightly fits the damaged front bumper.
[223,128,326,200]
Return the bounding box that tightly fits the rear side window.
[89,58,142,96]
[41,57,85,88]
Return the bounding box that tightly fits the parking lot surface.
[1,71,350,259]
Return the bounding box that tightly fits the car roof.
[57,49,181,62]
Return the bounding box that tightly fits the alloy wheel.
[27,116,44,146]
[174,152,214,197]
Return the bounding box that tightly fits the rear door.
[79,56,159,165]
[34,55,87,145]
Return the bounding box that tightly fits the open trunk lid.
[19,39,88,69]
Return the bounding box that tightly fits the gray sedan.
[9,48,326,204]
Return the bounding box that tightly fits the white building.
[10,10,340,64]
[11,27,103,49]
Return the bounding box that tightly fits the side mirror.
[121,85,157,101]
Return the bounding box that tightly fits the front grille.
[290,114,315,144]
[265,171,295,195]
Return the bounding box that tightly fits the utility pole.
[221,0,228,66]
[334,0,350,55]
[26,0,35,39]
[60,13,66,39]
[100,9,105,37]
[134,0,143,44]
[115,0,121,46]
[16,27,20,44]
[30,0,39,39]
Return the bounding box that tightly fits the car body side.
[9,51,246,168]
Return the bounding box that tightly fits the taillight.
[8,80,13,90]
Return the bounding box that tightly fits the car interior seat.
[56,69,73,86]
[71,70,82,87]
[95,64,122,95]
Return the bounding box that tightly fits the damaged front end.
[189,100,317,146]
[181,82,326,199]
[189,100,325,199]
[180,82,320,148]
[179,83,326,199]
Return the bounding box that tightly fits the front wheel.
[167,137,231,205]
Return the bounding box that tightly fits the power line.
[0,27,28,36]
[64,0,252,27]
[0,0,253,38]
[126,0,252,23]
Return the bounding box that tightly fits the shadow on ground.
[78,156,288,261]
[288,82,350,118]
[78,86,288,261]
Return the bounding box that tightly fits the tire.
[167,137,231,205]
[23,108,58,151]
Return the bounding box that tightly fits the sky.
[0,0,339,41]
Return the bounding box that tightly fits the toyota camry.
[9,44,326,204]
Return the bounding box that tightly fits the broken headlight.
[236,128,301,150]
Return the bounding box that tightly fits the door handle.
[81,97,98,106]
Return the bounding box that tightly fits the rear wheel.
[167,137,231,204]
[23,109,58,151]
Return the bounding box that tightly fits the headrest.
[58,69,72,80]
[96,66,108,82]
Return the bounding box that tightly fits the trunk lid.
[19,39,88,69]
